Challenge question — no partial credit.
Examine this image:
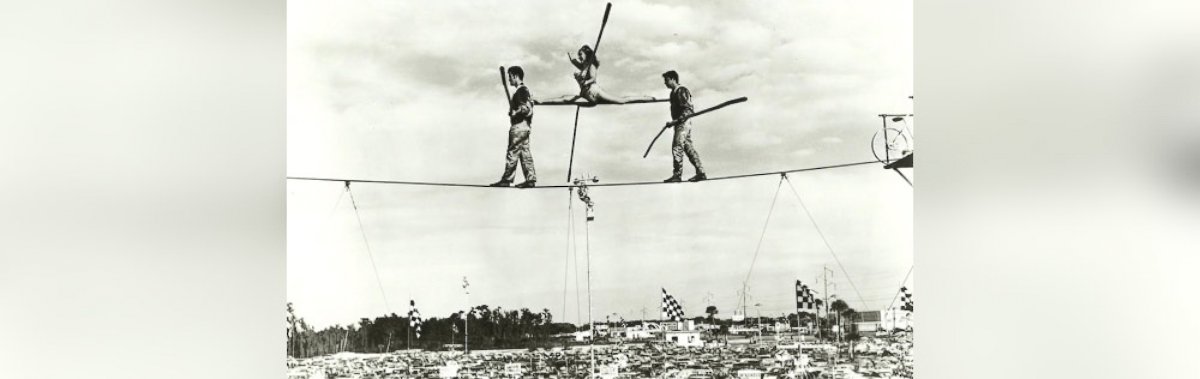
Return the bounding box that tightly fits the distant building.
[729,325,762,336]
[771,321,790,332]
[572,330,592,342]
[880,307,914,331]
[611,324,654,340]
[664,330,703,347]
[854,310,883,333]
[660,320,694,332]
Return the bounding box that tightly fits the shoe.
[687,173,708,182]
[489,180,512,187]
[663,175,682,183]
[515,181,536,188]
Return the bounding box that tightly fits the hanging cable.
[563,189,573,324]
[326,186,347,220]
[572,194,582,325]
[886,265,915,311]
[782,175,869,310]
[740,175,785,306]
[583,199,595,372]
[347,184,393,314]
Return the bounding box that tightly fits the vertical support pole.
[882,115,890,163]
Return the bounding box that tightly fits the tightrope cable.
[288,160,881,189]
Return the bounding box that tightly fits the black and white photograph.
[286,1,912,378]
[15,1,1200,379]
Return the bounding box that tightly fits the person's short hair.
[507,66,525,80]
[662,70,679,82]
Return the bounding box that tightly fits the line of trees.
[783,298,862,340]
[287,303,578,358]
[285,299,870,358]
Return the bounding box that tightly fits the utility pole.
[407,293,412,352]
[821,268,828,341]
[737,285,749,328]
[463,276,470,356]
[821,265,835,341]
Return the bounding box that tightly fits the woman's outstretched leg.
[535,94,581,104]
[592,88,655,104]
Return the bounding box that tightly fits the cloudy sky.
[287,0,912,329]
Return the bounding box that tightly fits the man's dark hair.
[507,66,525,80]
[662,70,679,82]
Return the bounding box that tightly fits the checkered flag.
[900,286,914,312]
[408,300,423,339]
[661,288,685,321]
[795,280,818,313]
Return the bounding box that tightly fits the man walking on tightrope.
[491,66,537,188]
[661,70,706,182]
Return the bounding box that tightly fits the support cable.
[326,186,347,220]
[584,206,594,375]
[782,175,869,310]
[563,189,573,323]
[886,265,915,311]
[893,169,912,186]
[740,176,786,305]
[573,195,582,325]
[347,185,393,314]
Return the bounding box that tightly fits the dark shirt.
[669,86,694,120]
[509,85,534,125]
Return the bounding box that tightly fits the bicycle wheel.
[871,128,911,163]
